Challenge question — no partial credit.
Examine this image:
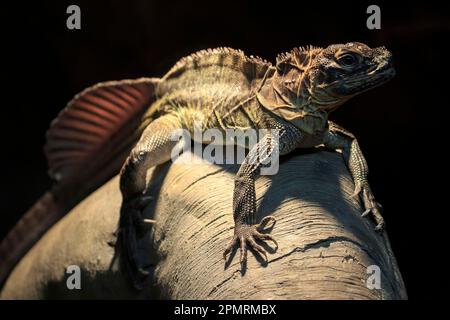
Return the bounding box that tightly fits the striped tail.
[0,191,64,286]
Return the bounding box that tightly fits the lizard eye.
[338,54,358,67]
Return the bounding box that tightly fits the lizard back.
[153,48,274,134]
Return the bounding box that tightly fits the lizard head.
[273,42,395,110]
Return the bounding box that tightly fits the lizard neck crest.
[257,46,328,134]
[275,46,321,73]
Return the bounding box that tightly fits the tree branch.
[1,150,407,299]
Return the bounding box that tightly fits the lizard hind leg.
[118,204,153,289]
[117,114,182,289]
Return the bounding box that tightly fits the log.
[0,149,407,299]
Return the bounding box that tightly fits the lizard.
[0,42,395,290]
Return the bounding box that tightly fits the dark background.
[1,0,449,299]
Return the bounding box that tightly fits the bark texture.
[1,149,407,299]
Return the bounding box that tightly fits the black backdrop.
[1,0,449,299]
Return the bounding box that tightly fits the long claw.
[223,235,237,260]
[361,209,371,217]
[239,237,247,264]
[351,183,362,199]
[376,202,383,211]
[247,237,267,261]
[257,215,276,231]
[255,232,278,249]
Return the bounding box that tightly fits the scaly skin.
[118,43,395,289]
[0,43,394,290]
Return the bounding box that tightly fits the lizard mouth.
[368,66,396,86]
[368,62,395,76]
[334,66,396,95]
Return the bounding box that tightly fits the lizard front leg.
[324,121,385,230]
[223,120,303,265]
[118,114,181,289]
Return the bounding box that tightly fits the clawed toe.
[375,222,384,232]
[223,219,278,265]
[366,204,384,226]
[355,186,386,232]
[361,209,371,217]
[254,231,278,248]
[257,215,276,231]
[126,196,155,229]
[351,183,362,199]
[362,207,385,231]
[223,235,237,260]
[238,236,248,263]
[142,218,156,225]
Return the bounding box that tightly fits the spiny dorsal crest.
[164,47,271,80]
[276,45,323,73]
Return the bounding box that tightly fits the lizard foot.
[117,195,154,290]
[223,216,278,265]
[352,183,384,231]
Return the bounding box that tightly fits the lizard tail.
[0,191,65,288]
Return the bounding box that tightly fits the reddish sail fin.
[0,78,160,287]
[44,77,160,184]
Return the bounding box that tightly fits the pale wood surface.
[1,150,407,299]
